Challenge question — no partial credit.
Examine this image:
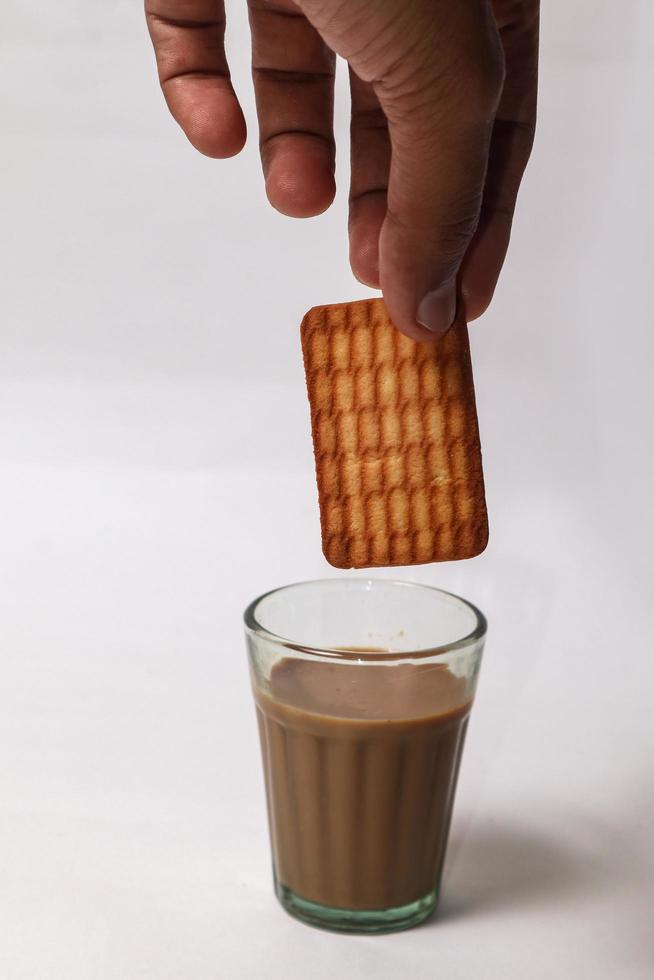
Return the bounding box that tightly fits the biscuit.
[301,298,488,568]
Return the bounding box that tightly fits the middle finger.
[248,0,336,218]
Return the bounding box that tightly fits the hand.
[145,0,538,339]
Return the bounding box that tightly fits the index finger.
[145,0,246,158]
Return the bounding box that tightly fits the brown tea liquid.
[254,656,471,911]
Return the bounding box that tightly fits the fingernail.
[416,285,457,337]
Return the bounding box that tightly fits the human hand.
[145,0,538,339]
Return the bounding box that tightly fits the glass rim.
[243,578,487,662]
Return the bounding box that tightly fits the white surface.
[1,2,654,978]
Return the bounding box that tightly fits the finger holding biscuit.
[144,0,538,339]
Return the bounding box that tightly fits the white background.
[1,2,653,977]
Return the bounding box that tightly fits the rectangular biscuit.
[301,298,488,569]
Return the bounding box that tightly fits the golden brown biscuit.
[301,298,488,568]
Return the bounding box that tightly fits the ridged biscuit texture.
[301,298,489,569]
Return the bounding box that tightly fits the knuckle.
[386,204,477,274]
[350,105,388,134]
[380,46,504,129]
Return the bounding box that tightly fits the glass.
[244,579,486,934]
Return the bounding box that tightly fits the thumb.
[376,3,504,338]
[295,0,504,339]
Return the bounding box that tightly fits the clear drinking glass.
[244,579,486,934]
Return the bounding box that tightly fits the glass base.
[274,878,438,934]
